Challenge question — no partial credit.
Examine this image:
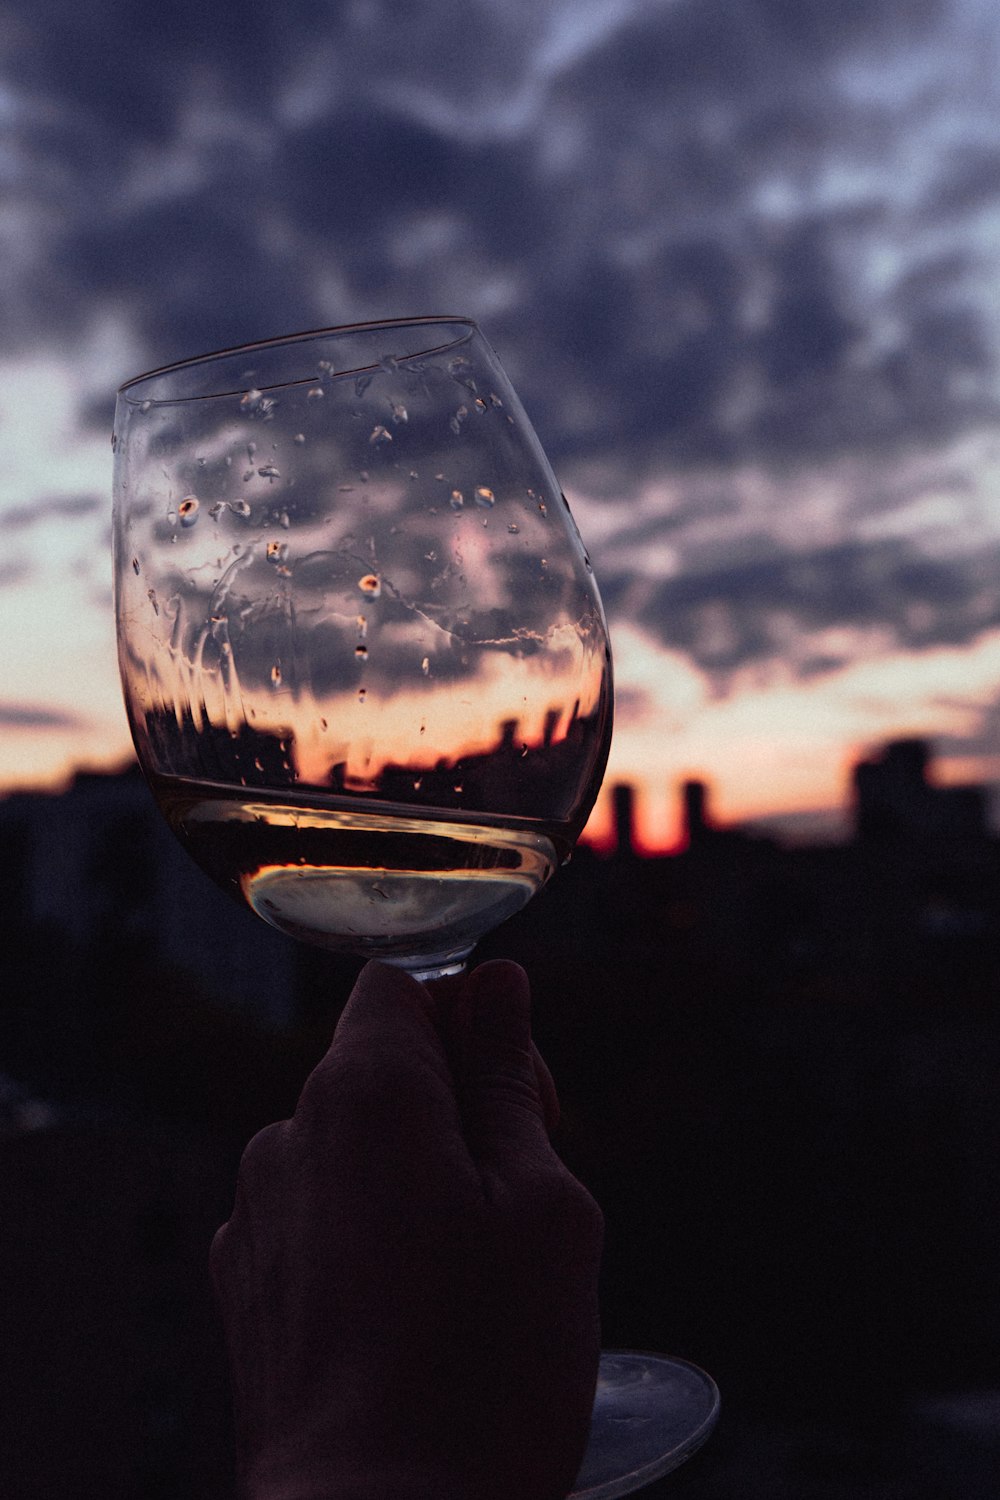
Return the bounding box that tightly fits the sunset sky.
[3,0,1000,849]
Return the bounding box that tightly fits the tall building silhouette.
[682,778,711,847]
[612,783,636,856]
[854,738,987,842]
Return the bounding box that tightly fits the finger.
[463,960,552,1170]
[531,1041,560,1135]
[294,960,467,1162]
[304,960,444,1092]
[428,972,561,1138]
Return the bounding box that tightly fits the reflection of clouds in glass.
[125,452,596,699]
[128,524,596,707]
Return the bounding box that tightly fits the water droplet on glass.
[449,405,469,434]
[320,717,328,730]
[520,742,529,758]
[369,425,392,445]
[391,402,408,424]
[356,614,367,637]
[475,486,495,508]
[355,372,374,397]
[474,397,487,413]
[421,656,430,676]
[131,556,140,575]
[266,540,289,565]
[241,390,276,418]
[355,644,368,659]
[585,553,593,572]
[489,392,504,408]
[307,386,324,400]
[231,499,251,517]
[147,588,159,615]
[538,501,548,517]
[317,358,335,375]
[111,432,118,452]
[271,663,282,686]
[359,470,369,482]
[358,573,381,597]
[279,510,290,529]
[358,686,367,703]
[450,489,464,511]
[293,432,305,444]
[178,496,200,527]
[434,472,445,482]
[258,464,280,480]
[449,357,475,391]
[413,777,423,790]
[453,782,463,795]
[139,399,152,414]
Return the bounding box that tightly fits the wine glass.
[113,317,718,1496]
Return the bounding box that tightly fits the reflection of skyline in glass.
[127,597,608,801]
[142,691,610,839]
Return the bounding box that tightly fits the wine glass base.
[569,1350,720,1499]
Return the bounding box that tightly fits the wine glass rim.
[117,315,480,403]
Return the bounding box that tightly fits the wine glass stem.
[404,958,470,983]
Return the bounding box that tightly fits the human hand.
[210,959,603,1500]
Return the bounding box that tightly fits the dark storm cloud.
[0,703,83,728]
[602,531,1000,682]
[3,0,990,432]
[920,141,1000,220]
[0,561,32,589]
[934,693,1000,760]
[2,494,101,528]
[523,0,996,479]
[5,0,1000,690]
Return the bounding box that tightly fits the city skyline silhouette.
[0,730,997,1496]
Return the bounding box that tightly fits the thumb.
[464,960,552,1170]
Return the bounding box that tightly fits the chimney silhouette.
[682,779,711,846]
[612,783,636,857]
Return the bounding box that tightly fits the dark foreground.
[0,763,997,1496]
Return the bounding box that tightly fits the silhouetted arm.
[210,959,603,1500]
